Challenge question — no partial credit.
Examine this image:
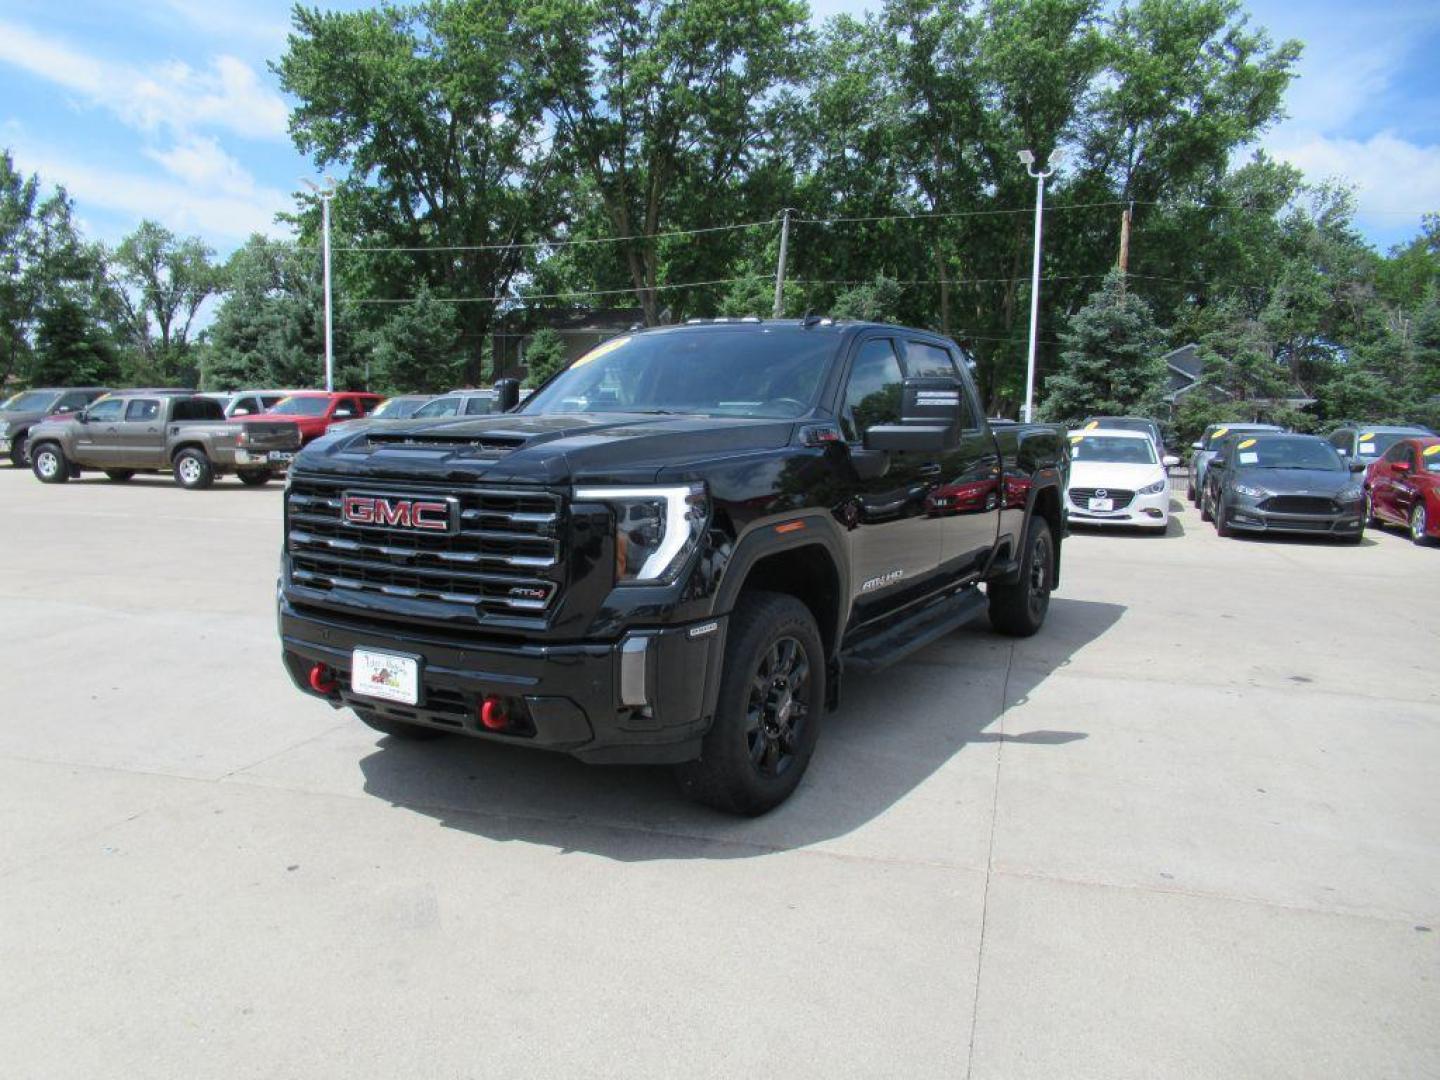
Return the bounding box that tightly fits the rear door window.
[841,338,905,441]
[125,399,161,422]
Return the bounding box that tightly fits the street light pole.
[1018,149,1059,423]
[302,178,337,391]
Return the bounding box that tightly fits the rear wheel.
[1200,487,1213,523]
[237,468,273,486]
[988,515,1054,637]
[104,469,135,482]
[674,591,824,816]
[1412,504,1432,546]
[172,448,214,490]
[31,442,68,484]
[355,710,447,741]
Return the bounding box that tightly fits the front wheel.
[31,442,68,484]
[1215,500,1233,538]
[236,469,274,487]
[172,449,214,490]
[674,591,825,816]
[1412,504,1432,546]
[1365,491,1381,527]
[9,435,30,468]
[988,515,1054,637]
[1199,488,1213,523]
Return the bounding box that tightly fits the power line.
[332,218,776,255]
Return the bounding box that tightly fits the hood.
[1232,467,1354,494]
[0,406,54,425]
[294,411,798,485]
[1068,460,1166,489]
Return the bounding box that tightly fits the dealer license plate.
[351,649,419,705]
[1087,497,1114,512]
[268,451,294,463]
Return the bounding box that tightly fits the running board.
[843,587,988,673]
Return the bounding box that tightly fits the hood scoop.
[363,430,527,454]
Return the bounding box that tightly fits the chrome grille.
[285,475,562,617]
[1069,487,1135,510]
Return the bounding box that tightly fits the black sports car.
[1201,433,1366,543]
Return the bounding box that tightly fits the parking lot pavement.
[1,471,1436,1078]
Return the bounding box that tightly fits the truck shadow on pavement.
[357,597,1123,860]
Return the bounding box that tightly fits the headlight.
[575,483,708,584]
[1339,485,1363,501]
[1233,483,1268,499]
[1137,478,1167,495]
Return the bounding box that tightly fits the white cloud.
[0,20,287,141]
[11,135,289,244]
[1267,130,1440,229]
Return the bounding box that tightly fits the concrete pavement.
[0,468,1436,1078]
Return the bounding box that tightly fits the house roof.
[1163,344,1203,382]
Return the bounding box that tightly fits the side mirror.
[863,376,961,453]
[233,407,251,416]
[1210,458,1225,471]
[1162,455,1179,468]
[495,378,521,413]
[1190,441,1203,451]
[1388,460,1408,474]
[76,410,90,424]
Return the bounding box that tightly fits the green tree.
[0,150,40,386]
[521,327,568,388]
[359,285,464,393]
[522,0,810,324]
[1039,269,1166,421]
[207,236,330,389]
[832,275,905,322]
[278,0,569,384]
[107,221,220,386]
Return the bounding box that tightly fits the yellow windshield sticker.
[1069,434,1084,443]
[1424,445,1440,457]
[1237,438,1257,450]
[1359,431,1376,441]
[1212,426,1229,439]
[570,335,631,369]
[1084,420,1100,430]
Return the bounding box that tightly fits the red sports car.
[1364,436,1440,544]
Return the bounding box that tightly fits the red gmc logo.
[342,494,455,532]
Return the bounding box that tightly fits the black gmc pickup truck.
[278,320,1069,813]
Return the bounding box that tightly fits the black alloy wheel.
[745,636,812,779]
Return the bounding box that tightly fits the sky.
[1,0,1438,259]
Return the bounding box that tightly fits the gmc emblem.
[341,493,456,533]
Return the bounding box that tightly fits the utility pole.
[773,208,792,319]
[1017,150,1060,423]
[1118,201,1133,286]
[302,178,337,391]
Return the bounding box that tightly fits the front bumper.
[235,449,294,468]
[1068,487,1169,528]
[278,593,726,764]
[1224,500,1364,536]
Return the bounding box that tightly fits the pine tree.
[522,328,569,389]
[1039,270,1167,423]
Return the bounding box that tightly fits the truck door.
[115,398,167,467]
[836,335,945,623]
[74,397,126,464]
[900,340,1001,581]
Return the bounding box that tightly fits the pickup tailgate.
[239,421,303,452]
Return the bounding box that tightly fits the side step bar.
[843,586,989,673]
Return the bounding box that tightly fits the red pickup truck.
[247,391,382,444]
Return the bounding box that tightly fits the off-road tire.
[987,514,1054,638]
[172,448,214,490]
[104,469,135,482]
[31,442,68,484]
[237,469,273,487]
[674,591,825,816]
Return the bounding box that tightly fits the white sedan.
[1065,427,1179,533]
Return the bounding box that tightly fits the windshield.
[1071,435,1157,464]
[522,329,835,418]
[1422,445,1440,473]
[1233,437,1343,471]
[1355,431,1422,458]
[268,396,330,417]
[372,397,426,419]
[1204,425,1275,450]
[1,391,61,413]
[1087,418,1153,437]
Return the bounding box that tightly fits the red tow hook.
[308,663,339,694]
[479,695,510,731]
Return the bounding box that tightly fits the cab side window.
[125,399,161,422]
[841,339,904,442]
[465,396,496,415]
[1328,430,1350,453]
[86,399,124,422]
[55,392,92,413]
[359,398,379,415]
[415,396,461,418]
[1383,442,1410,464]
